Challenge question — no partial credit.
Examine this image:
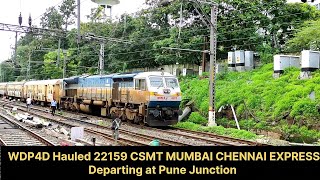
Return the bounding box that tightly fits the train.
[0,71,182,127]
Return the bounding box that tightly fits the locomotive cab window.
[149,77,164,87]
[135,79,146,90]
[165,78,179,88]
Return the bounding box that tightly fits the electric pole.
[27,50,31,80]
[82,33,131,75]
[160,0,218,126]
[63,50,67,79]
[202,36,208,72]
[57,39,61,67]
[208,4,217,127]
[83,34,106,75]
[99,42,105,75]
[77,0,81,44]
[13,32,18,65]
[0,63,1,82]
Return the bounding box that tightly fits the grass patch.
[173,122,257,140]
[179,64,320,143]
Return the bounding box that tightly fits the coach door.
[53,84,60,102]
[134,79,147,103]
[112,82,119,101]
[44,85,48,102]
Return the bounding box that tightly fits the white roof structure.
[91,0,120,5]
[25,79,62,86]
[6,81,26,85]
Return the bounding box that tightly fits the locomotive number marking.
[157,96,167,100]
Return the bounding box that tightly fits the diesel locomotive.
[0,71,182,126]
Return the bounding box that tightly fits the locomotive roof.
[112,72,139,79]
[134,71,175,78]
[63,76,80,84]
[85,74,116,78]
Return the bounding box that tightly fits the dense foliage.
[179,64,320,143]
[174,121,257,140]
[1,0,319,81]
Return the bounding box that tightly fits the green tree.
[40,7,63,29]
[286,20,320,52]
[86,6,105,23]
[43,52,63,79]
[59,0,77,30]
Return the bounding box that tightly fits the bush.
[187,112,207,125]
[173,122,257,140]
[179,63,320,143]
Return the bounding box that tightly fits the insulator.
[18,12,22,26]
[160,0,171,6]
[28,14,32,27]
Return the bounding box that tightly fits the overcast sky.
[0,0,317,62]
[0,0,146,62]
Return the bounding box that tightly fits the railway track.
[3,104,147,146]
[1,100,270,146]
[163,128,268,146]
[57,108,266,146]
[3,103,181,146]
[63,111,265,146]
[27,107,189,146]
[0,113,55,146]
[26,105,231,146]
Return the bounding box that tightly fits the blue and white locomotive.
[60,71,182,126]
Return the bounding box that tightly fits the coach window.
[135,79,139,90]
[135,79,146,90]
[140,79,146,90]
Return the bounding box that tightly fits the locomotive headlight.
[150,92,158,96]
[165,109,173,116]
[153,109,160,117]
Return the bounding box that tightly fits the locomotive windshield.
[149,76,179,88]
[149,77,163,87]
[165,78,179,88]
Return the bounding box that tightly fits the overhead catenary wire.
[108,1,305,39]
[32,0,65,22]
[66,22,304,58]
[32,0,90,23]
[71,20,306,57]
[104,11,310,44]
[20,15,308,59]
[7,1,316,79]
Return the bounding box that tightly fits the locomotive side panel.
[76,75,114,116]
[130,78,149,104]
[61,77,80,111]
